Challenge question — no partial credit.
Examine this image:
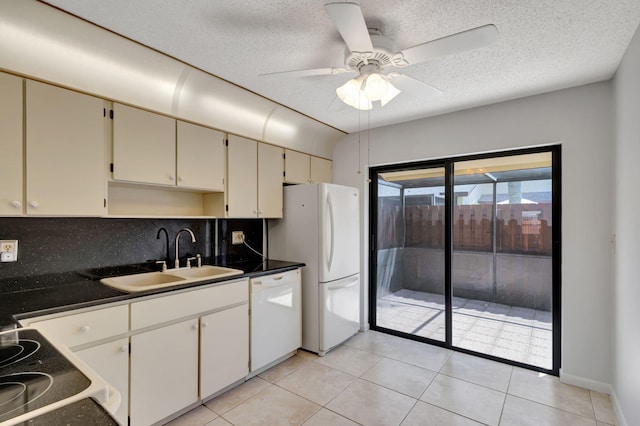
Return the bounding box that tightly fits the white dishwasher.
[250,269,302,373]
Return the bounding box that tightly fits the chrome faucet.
[174,227,196,269]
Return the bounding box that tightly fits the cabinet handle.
[192,324,199,330]
[29,201,39,208]
[178,176,183,182]
[168,175,175,181]
[202,322,209,328]
[80,325,90,333]
[120,345,129,353]
[11,201,21,209]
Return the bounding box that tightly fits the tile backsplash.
[0,217,264,280]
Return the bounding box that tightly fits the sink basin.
[100,265,244,292]
[167,265,244,280]
[101,272,187,292]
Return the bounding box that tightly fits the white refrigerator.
[269,183,360,355]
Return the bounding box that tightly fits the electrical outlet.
[231,231,244,245]
[0,240,18,262]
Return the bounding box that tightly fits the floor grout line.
[168,328,617,426]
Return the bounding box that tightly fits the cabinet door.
[0,73,23,215]
[258,143,283,218]
[284,149,310,184]
[112,103,176,186]
[310,157,332,183]
[76,338,130,426]
[227,135,257,217]
[200,305,249,398]
[177,121,225,191]
[25,80,105,215]
[130,319,199,426]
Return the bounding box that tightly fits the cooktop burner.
[0,339,40,368]
[0,329,91,424]
[0,372,53,419]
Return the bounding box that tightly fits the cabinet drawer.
[131,279,248,330]
[30,304,129,348]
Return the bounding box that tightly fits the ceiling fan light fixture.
[336,76,372,110]
[337,72,401,110]
[380,80,401,106]
[362,72,388,101]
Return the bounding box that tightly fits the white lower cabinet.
[130,318,199,426]
[200,305,249,398]
[23,278,250,425]
[128,278,249,424]
[76,338,130,426]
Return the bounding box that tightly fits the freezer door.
[319,274,360,353]
[318,184,360,283]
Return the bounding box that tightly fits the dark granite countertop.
[0,258,304,327]
[0,258,303,425]
[23,398,119,426]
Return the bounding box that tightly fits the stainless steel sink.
[100,266,244,292]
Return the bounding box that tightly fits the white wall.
[612,21,640,426]
[333,81,615,388]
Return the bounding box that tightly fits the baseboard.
[559,369,612,394]
[609,389,629,426]
[559,370,629,426]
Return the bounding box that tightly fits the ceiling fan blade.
[387,73,443,98]
[398,24,498,65]
[325,2,373,53]
[259,67,353,77]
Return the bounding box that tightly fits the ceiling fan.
[262,2,498,110]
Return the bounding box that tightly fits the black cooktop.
[0,329,91,424]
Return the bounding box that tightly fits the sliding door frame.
[368,145,561,376]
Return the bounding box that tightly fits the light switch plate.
[0,240,18,262]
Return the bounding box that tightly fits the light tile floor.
[377,289,553,370]
[164,330,618,426]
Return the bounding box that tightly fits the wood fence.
[377,201,553,255]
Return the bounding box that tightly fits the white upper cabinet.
[26,80,105,216]
[284,149,310,184]
[227,135,258,217]
[310,156,332,183]
[0,72,23,215]
[226,135,283,218]
[285,149,332,184]
[258,143,284,218]
[176,121,225,191]
[112,103,176,186]
[112,104,225,193]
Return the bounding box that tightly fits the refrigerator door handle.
[327,192,335,273]
[327,275,359,291]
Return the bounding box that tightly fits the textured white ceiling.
[42,0,640,133]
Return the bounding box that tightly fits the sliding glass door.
[374,165,447,342]
[369,147,560,374]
